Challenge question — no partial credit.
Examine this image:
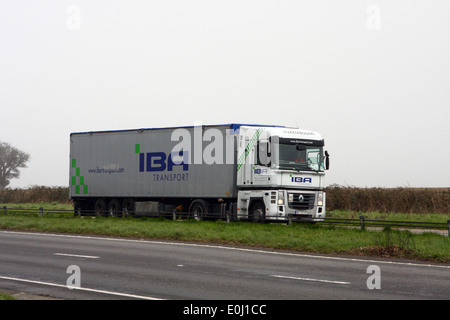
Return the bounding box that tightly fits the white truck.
[69,123,330,222]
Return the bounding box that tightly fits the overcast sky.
[1,0,449,188]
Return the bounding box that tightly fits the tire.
[189,200,209,221]
[73,200,82,217]
[108,199,122,217]
[94,199,107,216]
[122,198,135,217]
[73,199,90,216]
[250,201,266,222]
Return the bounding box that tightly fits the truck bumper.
[237,189,326,222]
[277,190,326,222]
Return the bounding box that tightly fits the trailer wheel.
[250,201,266,222]
[73,200,82,217]
[108,199,122,217]
[94,199,107,216]
[189,200,209,221]
[122,198,135,217]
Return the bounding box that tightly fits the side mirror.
[325,150,330,170]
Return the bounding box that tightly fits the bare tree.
[0,142,30,190]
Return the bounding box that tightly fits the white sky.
[1,0,449,188]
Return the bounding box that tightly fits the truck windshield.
[277,144,324,172]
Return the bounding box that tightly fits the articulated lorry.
[69,124,330,222]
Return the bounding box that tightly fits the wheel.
[189,200,209,221]
[122,198,135,217]
[250,201,266,222]
[94,199,107,216]
[108,199,122,217]
[73,200,83,217]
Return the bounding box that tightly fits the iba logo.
[135,144,189,172]
[290,176,312,183]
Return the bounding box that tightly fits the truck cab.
[235,126,329,222]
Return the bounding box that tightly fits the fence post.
[226,212,230,224]
[2,206,6,214]
[172,210,177,221]
[77,207,81,217]
[39,207,43,217]
[448,220,450,237]
[360,215,365,231]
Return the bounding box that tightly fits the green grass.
[0,292,16,300]
[0,202,72,211]
[0,205,448,263]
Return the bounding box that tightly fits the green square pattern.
[71,158,88,195]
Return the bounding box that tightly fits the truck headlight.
[278,191,284,205]
[317,193,323,206]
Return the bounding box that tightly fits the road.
[0,230,449,300]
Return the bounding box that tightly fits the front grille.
[288,193,315,210]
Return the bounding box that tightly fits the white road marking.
[54,253,99,259]
[271,274,350,285]
[0,275,163,300]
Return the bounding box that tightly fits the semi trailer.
[69,123,330,222]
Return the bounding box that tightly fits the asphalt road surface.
[0,230,449,300]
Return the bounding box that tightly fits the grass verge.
[0,292,16,300]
